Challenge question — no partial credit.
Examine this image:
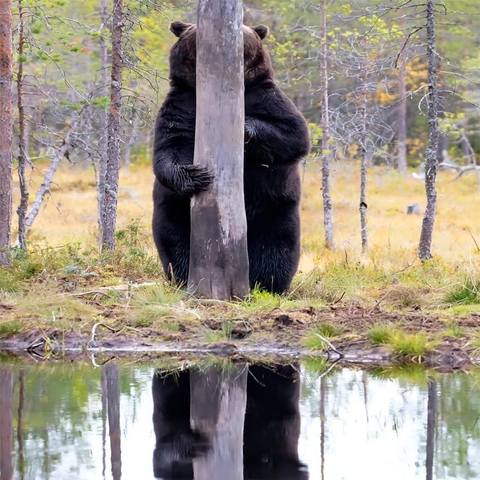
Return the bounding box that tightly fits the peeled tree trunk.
[188,0,249,299]
[0,0,13,266]
[418,0,440,261]
[101,0,123,251]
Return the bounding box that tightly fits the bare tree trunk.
[426,378,437,480]
[359,62,369,254]
[419,0,440,261]
[97,0,109,242]
[16,0,29,251]
[103,364,122,480]
[460,132,480,191]
[123,108,139,169]
[188,0,249,299]
[0,369,13,480]
[320,0,334,250]
[101,0,123,251]
[397,52,408,175]
[24,112,84,231]
[190,366,247,480]
[0,0,13,266]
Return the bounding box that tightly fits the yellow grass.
[14,158,480,272]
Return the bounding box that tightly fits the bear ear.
[253,25,269,40]
[170,21,192,38]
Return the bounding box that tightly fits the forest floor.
[1,162,480,369]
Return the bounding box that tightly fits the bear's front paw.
[179,165,214,195]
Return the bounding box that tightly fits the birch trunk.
[97,0,109,242]
[188,0,249,299]
[24,115,82,230]
[0,0,13,266]
[101,0,123,251]
[16,0,29,251]
[359,62,369,254]
[320,0,334,250]
[418,0,440,261]
[397,53,408,175]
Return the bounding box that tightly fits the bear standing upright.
[152,21,310,294]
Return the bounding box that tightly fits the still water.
[0,359,479,480]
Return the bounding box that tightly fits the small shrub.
[368,324,395,345]
[390,332,433,359]
[445,280,480,305]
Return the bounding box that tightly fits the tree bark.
[320,0,334,250]
[101,0,123,251]
[16,0,29,251]
[103,364,122,480]
[0,0,13,266]
[359,61,369,254]
[418,0,440,261]
[397,52,408,175]
[188,0,249,299]
[0,369,13,480]
[97,0,109,244]
[426,378,437,480]
[190,366,247,480]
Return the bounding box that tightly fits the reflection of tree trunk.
[104,364,122,480]
[0,369,13,480]
[16,371,25,480]
[101,368,108,480]
[320,376,326,480]
[190,365,247,480]
[426,378,437,480]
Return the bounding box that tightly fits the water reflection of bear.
[152,365,309,480]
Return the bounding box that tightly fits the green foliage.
[303,323,342,351]
[390,332,434,360]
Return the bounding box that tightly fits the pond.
[0,358,479,480]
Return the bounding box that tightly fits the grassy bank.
[1,162,480,365]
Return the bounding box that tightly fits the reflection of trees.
[16,371,25,480]
[435,374,480,479]
[426,378,436,480]
[0,369,13,480]
[102,364,122,480]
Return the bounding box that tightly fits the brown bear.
[152,21,310,294]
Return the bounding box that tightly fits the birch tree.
[97,0,109,244]
[101,0,124,251]
[0,0,13,266]
[320,0,334,250]
[418,0,440,261]
[188,0,250,299]
[16,0,29,250]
